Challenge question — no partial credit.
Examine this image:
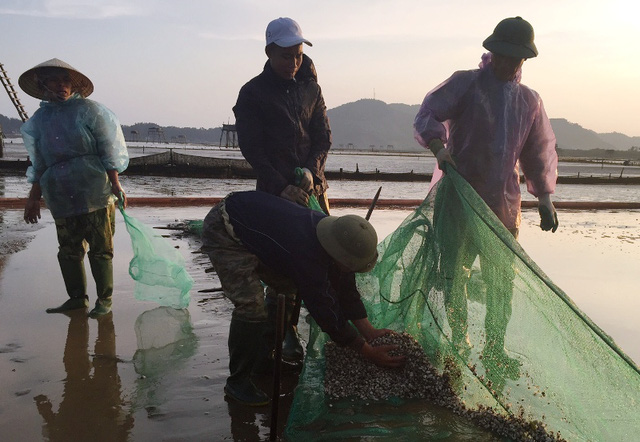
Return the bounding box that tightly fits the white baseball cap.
[265,17,312,47]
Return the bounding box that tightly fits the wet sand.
[0,205,638,441]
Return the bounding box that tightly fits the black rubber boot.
[225,318,270,406]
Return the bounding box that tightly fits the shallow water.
[1,146,639,440]
[0,203,638,441]
[2,173,640,205]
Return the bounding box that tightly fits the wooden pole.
[269,293,286,441]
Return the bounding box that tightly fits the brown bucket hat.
[18,58,94,100]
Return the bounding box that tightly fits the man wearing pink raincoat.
[413,17,558,374]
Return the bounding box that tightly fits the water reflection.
[34,310,133,441]
[132,307,198,416]
[226,399,271,442]
[225,373,299,441]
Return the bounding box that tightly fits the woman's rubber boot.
[88,254,113,318]
[224,318,270,406]
[46,296,90,313]
[89,298,112,318]
[48,257,89,313]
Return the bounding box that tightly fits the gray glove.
[538,194,558,232]
[428,139,456,171]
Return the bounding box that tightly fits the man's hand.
[360,342,406,368]
[280,184,310,206]
[298,167,314,193]
[352,318,394,342]
[428,139,456,172]
[24,199,41,224]
[538,193,558,232]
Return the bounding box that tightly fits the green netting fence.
[285,167,640,441]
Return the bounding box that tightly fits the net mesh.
[119,206,193,309]
[286,168,640,441]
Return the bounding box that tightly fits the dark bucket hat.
[483,16,538,59]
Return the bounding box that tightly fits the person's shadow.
[34,311,134,441]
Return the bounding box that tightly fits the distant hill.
[0,114,23,136]
[550,118,616,151]
[598,131,640,151]
[1,100,638,151]
[327,99,639,152]
[327,99,422,151]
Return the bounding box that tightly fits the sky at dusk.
[1,0,638,136]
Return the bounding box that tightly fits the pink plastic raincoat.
[414,54,557,229]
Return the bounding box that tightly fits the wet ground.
[1,143,639,440]
[0,203,638,441]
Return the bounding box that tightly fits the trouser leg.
[48,216,90,313]
[88,205,115,299]
[202,204,271,405]
[480,229,520,381]
[481,228,518,352]
[440,232,475,354]
[86,206,116,317]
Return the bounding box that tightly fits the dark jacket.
[233,55,331,197]
[223,191,366,347]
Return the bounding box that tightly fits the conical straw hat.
[18,58,94,100]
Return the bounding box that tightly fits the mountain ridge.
[1,99,638,152]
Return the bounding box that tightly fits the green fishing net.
[286,168,640,441]
[119,205,193,309]
[295,167,325,212]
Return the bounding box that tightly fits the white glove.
[298,167,314,193]
[538,194,558,232]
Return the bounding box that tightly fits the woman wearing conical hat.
[19,58,129,318]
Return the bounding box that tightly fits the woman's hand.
[24,199,41,224]
[107,170,127,208]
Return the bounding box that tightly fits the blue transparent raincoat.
[21,94,129,219]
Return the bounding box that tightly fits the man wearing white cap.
[233,17,333,364]
[19,58,129,318]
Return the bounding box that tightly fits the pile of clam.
[324,332,565,442]
[324,332,456,404]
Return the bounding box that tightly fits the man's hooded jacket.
[233,54,332,197]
